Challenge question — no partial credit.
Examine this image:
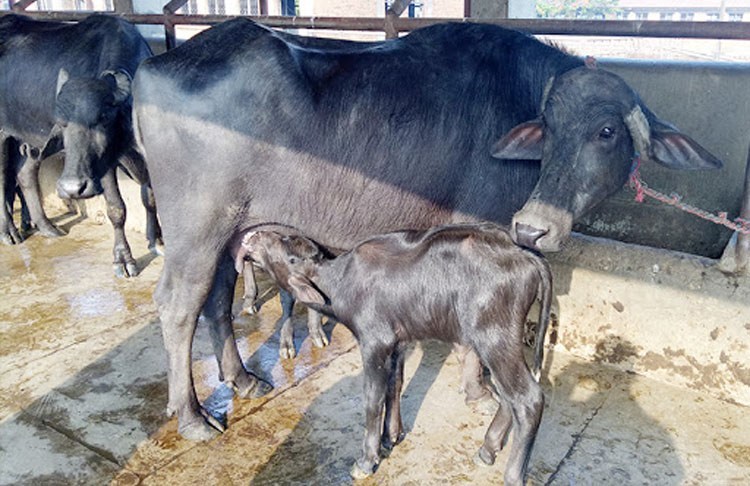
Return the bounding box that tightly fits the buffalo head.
[54,68,132,199]
[492,66,722,252]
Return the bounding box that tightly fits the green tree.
[537,0,621,19]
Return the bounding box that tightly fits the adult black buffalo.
[0,14,161,277]
[132,19,721,440]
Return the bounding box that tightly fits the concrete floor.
[1,212,749,485]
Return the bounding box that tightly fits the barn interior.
[1,2,750,485]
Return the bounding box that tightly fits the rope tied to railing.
[628,156,750,235]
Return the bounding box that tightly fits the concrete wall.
[580,60,750,258]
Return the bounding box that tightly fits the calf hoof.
[309,329,330,349]
[473,446,496,467]
[279,342,297,360]
[350,459,376,479]
[381,431,405,456]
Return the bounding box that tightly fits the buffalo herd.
[1,13,721,484]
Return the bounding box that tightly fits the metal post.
[162,0,188,50]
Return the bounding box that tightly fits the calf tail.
[531,255,553,382]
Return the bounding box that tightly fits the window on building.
[280,0,297,16]
[680,12,694,21]
[385,0,423,19]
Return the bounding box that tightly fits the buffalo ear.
[624,105,722,170]
[649,121,722,170]
[491,119,544,160]
[288,273,326,306]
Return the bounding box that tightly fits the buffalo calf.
[242,223,552,486]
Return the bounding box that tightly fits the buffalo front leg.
[101,167,138,277]
[205,254,272,400]
[156,256,225,441]
[16,144,64,238]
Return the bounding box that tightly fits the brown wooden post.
[385,0,412,39]
[259,0,268,16]
[12,0,38,12]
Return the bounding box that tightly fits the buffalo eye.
[288,256,298,265]
[599,126,615,140]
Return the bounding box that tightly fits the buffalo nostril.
[514,223,548,249]
[57,179,88,199]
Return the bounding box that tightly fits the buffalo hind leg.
[101,166,138,277]
[474,347,544,486]
[205,253,272,400]
[140,182,164,256]
[0,135,23,245]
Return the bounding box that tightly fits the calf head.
[493,66,722,252]
[54,69,132,199]
[240,231,329,306]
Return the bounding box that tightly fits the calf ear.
[625,105,722,170]
[288,274,326,306]
[491,119,544,160]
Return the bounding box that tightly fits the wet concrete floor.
[1,212,749,485]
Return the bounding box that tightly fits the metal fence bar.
[3,11,750,41]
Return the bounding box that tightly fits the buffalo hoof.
[350,459,376,479]
[230,375,273,399]
[178,417,223,442]
[149,241,165,257]
[242,299,261,315]
[279,340,297,360]
[113,261,140,278]
[1,231,22,245]
[309,327,329,349]
[473,446,496,467]
[380,430,405,456]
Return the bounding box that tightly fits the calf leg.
[475,347,544,486]
[0,135,23,245]
[241,262,259,314]
[351,342,392,479]
[100,166,138,278]
[205,253,272,399]
[306,308,328,349]
[455,344,497,414]
[16,145,64,238]
[277,289,297,359]
[381,343,406,453]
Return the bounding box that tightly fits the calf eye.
[599,126,615,139]
[288,257,298,265]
